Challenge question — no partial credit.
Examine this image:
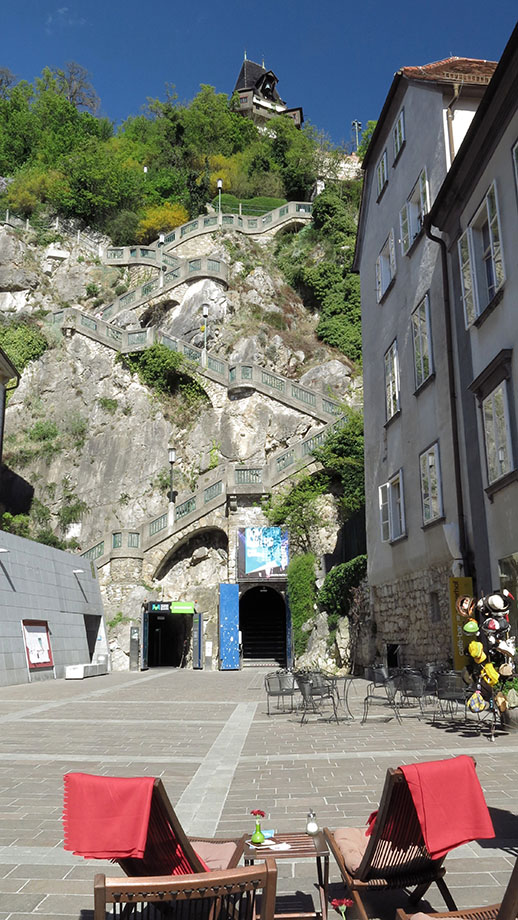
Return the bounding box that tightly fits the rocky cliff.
[0,211,362,668]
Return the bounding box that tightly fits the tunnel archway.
[239,585,287,666]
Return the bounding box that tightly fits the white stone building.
[354,55,497,668]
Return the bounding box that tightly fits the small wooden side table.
[244,831,329,920]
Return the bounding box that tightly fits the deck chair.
[396,852,518,920]
[324,756,494,920]
[63,773,246,877]
[94,858,278,920]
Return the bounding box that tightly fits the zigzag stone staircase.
[51,200,346,569]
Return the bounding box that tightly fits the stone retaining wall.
[363,561,454,669]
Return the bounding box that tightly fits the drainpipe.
[445,83,461,165]
[424,215,470,576]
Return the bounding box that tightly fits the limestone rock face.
[300,359,352,397]
[2,219,364,672]
[0,229,38,293]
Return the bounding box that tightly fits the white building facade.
[355,57,496,668]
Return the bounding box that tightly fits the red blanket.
[400,756,495,859]
[63,772,154,859]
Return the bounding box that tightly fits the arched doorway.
[239,586,287,666]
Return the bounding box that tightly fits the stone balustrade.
[80,416,346,569]
[52,308,343,423]
[98,254,228,321]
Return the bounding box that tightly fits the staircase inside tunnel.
[239,585,287,666]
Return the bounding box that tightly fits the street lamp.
[217,178,223,217]
[202,303,209,354]
[168,447,176,506]
[351,120,362,152]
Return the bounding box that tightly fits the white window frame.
[376,149,388,198]
[412,294,433,389]
[400,168,429,254]
[379,470,406,542]
[375,229,396,302]
[482,381,513,485]
[458,181,505,327]
[420,442,443,524]
[384,339,400,421]
[513,140,518,193]
[393,109,405,161]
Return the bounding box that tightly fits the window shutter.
[379,484,390,541]
[400,205,410,254]
[389,229,396,276]
[458,230,476,326]
[375,256,381,302]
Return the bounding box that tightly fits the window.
[393,110,405,160]
[458,181,505,325]
[128,532,140,548]
[376,149,388,198]
[384,340,400,420]
[513,141,518,192]
[379,470,405,542]
[482,382,513,484]
[400,168,429,254]
[412,294,433,388]
[419,442,443,523]
[376,230,396,301]
[112,532,122,549]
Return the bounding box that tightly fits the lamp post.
[168,447,176,522]
[217,178,223,221]
[202,303,209,361]
[351,120,362,152]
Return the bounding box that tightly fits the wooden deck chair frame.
[324,768,458,920]
[395,852,518,920]
[94,857,278,920]
[116,779,246,878]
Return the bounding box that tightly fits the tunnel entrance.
[146,611,190,667]
[239,585,287,666]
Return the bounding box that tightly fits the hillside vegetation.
[1,65,337,243]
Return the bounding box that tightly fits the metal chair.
[295,671,339,723]
[361,676,402,724]
[399,671,427,717]
[433,671,468,722]
[264,670,299,715]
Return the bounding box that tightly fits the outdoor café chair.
[63,773,246,877]
[94,857,278,920]
[295,671,339,723]
[264,669,299,715]
[324,756,494,920]
[433,671,469,723]
[361,676,402,723]
[396,851,518,920]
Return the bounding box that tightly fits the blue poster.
[238,527,289,578]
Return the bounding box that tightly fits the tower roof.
[233,58,282,101]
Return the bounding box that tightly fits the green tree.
[357,120,377,161]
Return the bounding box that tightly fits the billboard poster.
[21,619,54,670]
[237,527,289,579]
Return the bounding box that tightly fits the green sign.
[170,602,195,615]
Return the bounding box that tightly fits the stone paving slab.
[0,668,517,920]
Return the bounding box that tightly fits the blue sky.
[2,2,517,148]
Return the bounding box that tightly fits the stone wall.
[358,562,454,670]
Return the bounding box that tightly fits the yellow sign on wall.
[449,576,474,671]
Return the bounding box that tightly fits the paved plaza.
[0,667,517,920]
